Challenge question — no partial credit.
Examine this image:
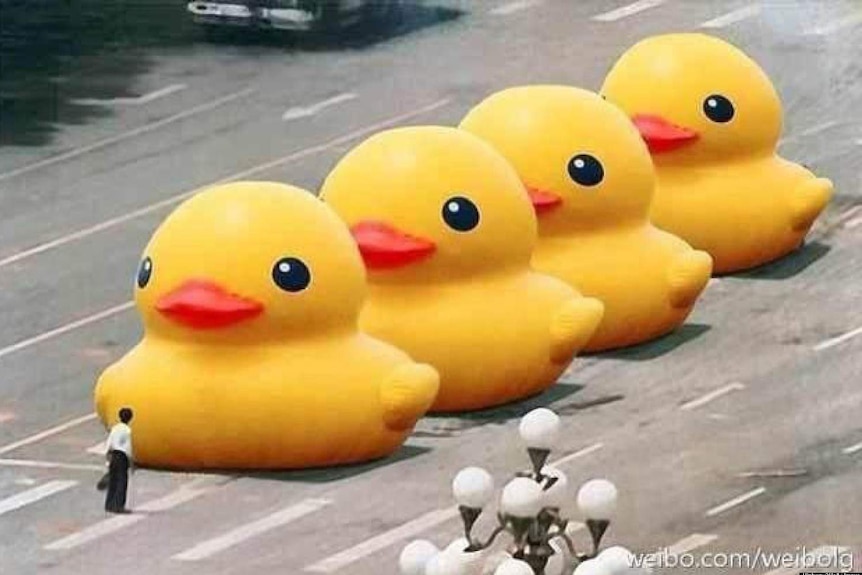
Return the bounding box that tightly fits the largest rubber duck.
[601,33,833,273]
[460,85,713,351]
[321,127,604,412]
[94,182,439,469]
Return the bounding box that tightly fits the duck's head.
[135,182,366,342]
[321,126,537,282]
[601,33,782,162]
[460,85,655,232]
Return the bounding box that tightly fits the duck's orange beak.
[526,187,563,215]
[632,114,699,154]
[350,221,436,270]
[156,280,264,330]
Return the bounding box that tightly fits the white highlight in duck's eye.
[278,261,291,273]
[707,98,718,108]
[573,158,586,169]
[447,201,460,213]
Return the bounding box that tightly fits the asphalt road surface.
[1,1,862,574]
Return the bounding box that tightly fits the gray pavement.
[1,1,862,574]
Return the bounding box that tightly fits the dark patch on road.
[734,240,832,281]
[598,323,712,362]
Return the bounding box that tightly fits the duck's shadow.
[597,323,712,362]
[165,445,433,484]
[730,241,832,281]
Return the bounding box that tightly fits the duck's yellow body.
[602,33,832,273]
[322,127,603,411]
[461,86,712,351]
[95,182,438,469]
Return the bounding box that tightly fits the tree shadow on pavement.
[598,323,712,362]
[732,240,832,281]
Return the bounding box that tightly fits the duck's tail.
[380,363,439,431]
[549,296,605,364]
[790,177,833,232]
[668,250,713,309]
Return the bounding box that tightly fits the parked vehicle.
[186,0,405,32]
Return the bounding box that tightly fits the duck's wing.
[379,363,440,431]
[549,296,604,364]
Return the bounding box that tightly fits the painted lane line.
[46,482,212,550]
[490,0,543,16]
[550,442,604,468]
[87,440,108,456]
[764,546,850,575]
[814,325,862,351]
[0,480,78,517]
[0,458,104,472]
[845,215,862,229]
[174,498,332,561]
[680,382,745,411]
[806,12,862,35]
[700,5,760,28]
[282,93,358,121]
[0,97,452,271]
[665,533,719,556]
[837,205,862,225]
[0,88,255,183]
[842,441,862,455]
[780,121,841,146]
[304,506,460,573]
[705,486,766,517]
[0,301,134,362]
[592,0,665,22]
[0,413,98,455]
[72,84,188,107]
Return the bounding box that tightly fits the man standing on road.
[104,407,134,513]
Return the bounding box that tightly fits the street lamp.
[398,407,622,575]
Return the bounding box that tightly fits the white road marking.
[0,413,98,455]
[814,325,862,351]
[0,458,104,472]
[845,215,862,229]
[45,481,212,551]
[780,121,840,145]
[806,12,862,35]
[700,5,760,28]
[0,97,451,271]
[705,486,766,517]
[763,546,850,575]
[549,442,604,467]
[87,440,108,456]
[490,0,543,16]
[0,480,78,517]
[0,88,255,183]
[680,382,745,411]
[592,0,665,22]
[282,93,358,121]
[0,301,134,362]
[666,533,719,555]
[304,506,460,573]
[174,498,332,561]
[15,477,37,486]
[72,83,188,107]
[836,205,862,226]
[841,441,862,455]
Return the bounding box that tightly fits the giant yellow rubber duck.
[460,86,713,351]
[601,33,833,273]
[320,127,604,412]
[94,182,439,469]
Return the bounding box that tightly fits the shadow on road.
[0,1,462,147]
[734,240,832,280]
[598,323,713,362]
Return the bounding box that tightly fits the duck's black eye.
[137,257,153,289]
[567,154,604,187]
[703,94,735,123]
[272,257,311,292]
[442,196,480,232]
